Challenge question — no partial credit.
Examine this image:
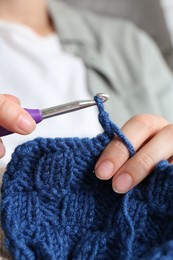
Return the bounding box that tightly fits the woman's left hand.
[95,114,173,193]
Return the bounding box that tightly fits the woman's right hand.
[0,94,36,158]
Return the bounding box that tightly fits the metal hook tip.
[96,93,109,103]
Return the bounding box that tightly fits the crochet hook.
[0,93,109,137]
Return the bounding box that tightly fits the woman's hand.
[0,94,36,158]
[95,114,172,193]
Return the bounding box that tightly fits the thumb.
[0,94,36,135]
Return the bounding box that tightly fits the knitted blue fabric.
[1,97,173,260]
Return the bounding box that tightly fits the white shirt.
[0,20,102,170]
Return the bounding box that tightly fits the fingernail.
[0,142,5,158]
[113,173,133,193]
[95,160,114,179]
[17,114,36,134]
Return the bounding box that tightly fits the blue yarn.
[94,96,135,157]
[1,97,173,260]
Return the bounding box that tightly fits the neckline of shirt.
[0,19,63,53]
[0,19,57,41]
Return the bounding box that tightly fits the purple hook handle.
[0,108,42,137]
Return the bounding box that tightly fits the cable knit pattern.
[1,97,173,259]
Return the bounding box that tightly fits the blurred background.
[63,0,173,71]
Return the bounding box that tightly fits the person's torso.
[0,20,102,169]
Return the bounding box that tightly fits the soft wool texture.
[1,97,173,259]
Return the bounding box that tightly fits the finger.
[112,123,173,193]
[0,139,5,158]
[168,155,173,164]
[0,94,36,135]
[95,114,168,180]
[3,94,21,105]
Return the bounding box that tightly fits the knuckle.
[4,94,20,104]
[131,114,167,132]
[164,124,173,138]
[112,138,129,157]
[131,114,154,130]
[155,114,168,123]
[0,94,21,121]
[135,153,155,172]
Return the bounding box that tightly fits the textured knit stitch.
[1,97,173,260]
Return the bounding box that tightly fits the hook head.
[96,93,109,103]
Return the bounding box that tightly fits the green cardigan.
[48,0,173,126]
